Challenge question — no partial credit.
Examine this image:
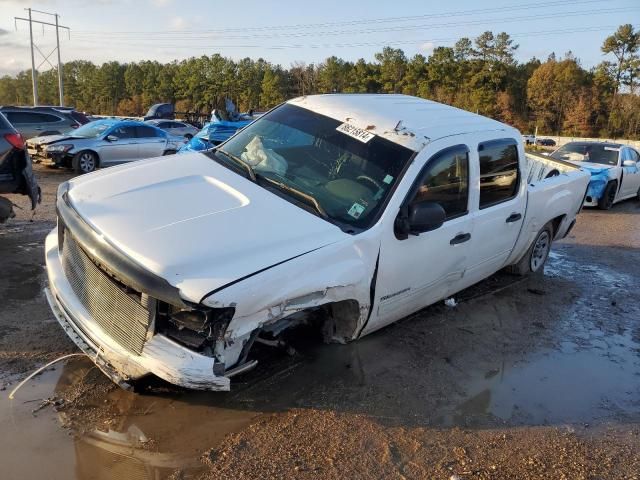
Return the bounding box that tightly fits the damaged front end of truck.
[45,179,377,391]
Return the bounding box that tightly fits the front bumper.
[45,228,231,391]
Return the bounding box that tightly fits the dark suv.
[0,112,40,222]
[0,106,90,140]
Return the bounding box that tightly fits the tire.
[72,151,98,174]
[507,223,553,276]
[597,181,617,210]
[184,134,193,140]
[163,150,177,156]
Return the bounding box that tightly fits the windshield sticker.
[383,174,394,184]
[336,123,375,143]
[604,147,620,151]
[347,202,366,219]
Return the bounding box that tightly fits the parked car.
[522,134,536,145]
[0,106,90,140]
[45,94,589,391]
[27,119,184,174]
[145,119,199,139]
[0,112,40,222]
[550,141,640,209]
[143,103,175,121]
[178,114,258,153]
[536,138,556,147]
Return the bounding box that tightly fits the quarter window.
[478,139,520,209]
[410,146,469,219]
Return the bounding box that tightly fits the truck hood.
[66,153,347,302]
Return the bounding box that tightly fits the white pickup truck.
[45,95,590,390]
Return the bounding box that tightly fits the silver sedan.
[145,119,199,139]
[28,119,185,174]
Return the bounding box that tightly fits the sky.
[0,0,638,77]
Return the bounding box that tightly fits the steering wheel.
[356,175,382,191]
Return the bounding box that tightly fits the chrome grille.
[61,232,151,355]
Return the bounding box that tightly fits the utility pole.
[14,9,70,107]
[27,8,37,106]
[55,14,63,106]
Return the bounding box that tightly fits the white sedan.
[550,141,640,209]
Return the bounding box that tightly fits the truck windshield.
[550,143,619,166]
[208,103,414,230]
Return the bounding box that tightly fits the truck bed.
[505,151,590,267]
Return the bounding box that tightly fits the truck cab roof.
[288,94,514,152]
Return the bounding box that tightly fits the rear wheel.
[184,134,193,140]
[72,151,98,174]
[507,223,553,276]
[163,150,176,156]
[597,181,617,210]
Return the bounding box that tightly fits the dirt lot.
[1,164,639,479]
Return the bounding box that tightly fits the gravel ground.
[1,164,639,480]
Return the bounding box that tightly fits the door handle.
[450,233,471,245]
[506,213,522,223]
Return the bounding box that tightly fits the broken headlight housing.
[157,302,235,353]
[46,144,74,153]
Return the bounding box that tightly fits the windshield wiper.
[217,149,256,182]
[259,176,328,220]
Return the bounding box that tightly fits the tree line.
[0,24,638,139]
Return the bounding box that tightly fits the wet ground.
[1,165,639,479]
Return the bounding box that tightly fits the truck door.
[464,138,525,285]
[372,144,474,330]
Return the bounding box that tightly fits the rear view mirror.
[106,135,118,142]
[622,159,636,167]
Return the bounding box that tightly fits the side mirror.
[396,201,446,239]
[106,135,118,142]
[622,159,636,167]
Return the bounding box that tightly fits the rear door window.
[136,126,161,138]
[478,139,520,209]
[5,111,60,124]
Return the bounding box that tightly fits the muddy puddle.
[3,294,639,479]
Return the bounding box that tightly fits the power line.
[70,25,633,52]
[71,6,637,43]
[72,0,610,36]
[70,7,640,48]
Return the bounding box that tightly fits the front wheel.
[72,151,98,174]
[597,181,617,210]
[507,223,553,276]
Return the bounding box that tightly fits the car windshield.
[71,121,113,138]
[550,143,619,166]
[206,103,414,231]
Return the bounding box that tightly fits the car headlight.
[46,144,74,153]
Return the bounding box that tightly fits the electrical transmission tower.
[14,8,70,106]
